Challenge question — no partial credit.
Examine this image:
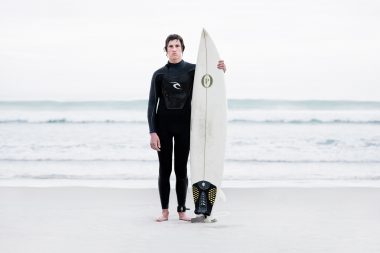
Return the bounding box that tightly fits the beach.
[1,100,379,252]
[1,187,379,253]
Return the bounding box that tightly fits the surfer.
[147,34,226,222]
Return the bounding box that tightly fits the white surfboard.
[190,29,227,217]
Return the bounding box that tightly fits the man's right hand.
[150,133,161,151]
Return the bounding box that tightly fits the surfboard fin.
[191,214,217,223]
[192,180,217,216]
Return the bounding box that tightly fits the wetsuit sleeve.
[147,72,159,133]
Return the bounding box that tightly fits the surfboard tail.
[192,180,217,216]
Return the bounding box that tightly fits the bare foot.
[178,212,191,221]
[156,209,169,222]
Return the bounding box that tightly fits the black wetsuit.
[147,60,195,212]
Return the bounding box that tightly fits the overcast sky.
[0,0,379,101]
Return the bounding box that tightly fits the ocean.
[0,99,379,187]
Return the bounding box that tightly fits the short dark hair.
[164,34,185,52]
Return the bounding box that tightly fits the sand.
[0,187,379,253]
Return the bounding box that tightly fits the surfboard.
[190,29,227,218]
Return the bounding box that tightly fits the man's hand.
[217,60,226,73]
[150,132,161,151]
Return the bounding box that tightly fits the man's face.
[166,39,182,63]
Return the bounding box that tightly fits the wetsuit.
[147,60,195,212]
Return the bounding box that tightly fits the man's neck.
[168,58,183,64]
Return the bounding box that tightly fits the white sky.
[0,0,379,101]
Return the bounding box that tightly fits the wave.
[227,99,380,110]
[1,158,380,163]
[1,99,380,110]
[0,158,157,162]
[1,118,380,125]
[2,174,380,181]
[1,174,155,180]
[0,119,147,124]
[0,100,148,110]
[230,119,380,124]
[225,159,380,163]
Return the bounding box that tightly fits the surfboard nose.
[202,28,209,37]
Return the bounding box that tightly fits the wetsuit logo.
[201,74,213,88]
[170,82,182,90]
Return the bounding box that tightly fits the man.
[147,34,226,222]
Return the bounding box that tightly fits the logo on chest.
[170,82,182,90]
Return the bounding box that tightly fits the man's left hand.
[217,60,226,73]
